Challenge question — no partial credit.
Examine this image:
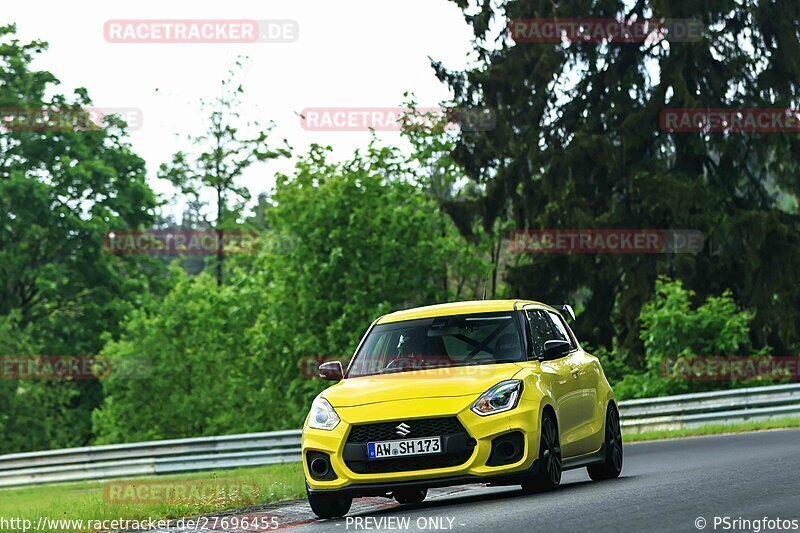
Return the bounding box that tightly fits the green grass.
[0,462,306,533]
[624,417,800,442]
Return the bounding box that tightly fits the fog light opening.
[310,457,330,478]
[487,431,525,467]
[498,441,517,460]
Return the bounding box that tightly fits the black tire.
[393,488,427,504]
[588,404,623,481]
[307,488,352,519]
[522,410,561,493]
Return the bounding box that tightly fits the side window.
[527,310,557,357]
[546,311,575,349]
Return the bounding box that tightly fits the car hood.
[322,363,524,407]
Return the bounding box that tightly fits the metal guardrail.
[619,383,800,431]
[1,384,799,489]
[0,431,301,489]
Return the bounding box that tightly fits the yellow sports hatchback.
[302,300,623,518]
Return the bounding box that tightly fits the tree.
[159,58,290,286]
[92,270,261,443]
[400,96,514,299]
[0,24,161,452]
[434,0,800,363]
[95,142,495,439]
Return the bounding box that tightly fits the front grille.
[347,417,465,443]
[344,417,474,474]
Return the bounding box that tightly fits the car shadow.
[337,475,641,520]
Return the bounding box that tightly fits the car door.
[525,309,583,458]
[545,310,602,456]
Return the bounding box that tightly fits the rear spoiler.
[553,304,576,322]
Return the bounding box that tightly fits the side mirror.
[542,340,572,360]
[318,361,343,381]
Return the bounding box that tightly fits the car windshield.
[346,312,525,378]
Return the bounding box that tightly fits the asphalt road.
[159,429,800,533]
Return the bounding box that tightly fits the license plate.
[367,437,441,459]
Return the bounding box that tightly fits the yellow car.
[302,300,622,518]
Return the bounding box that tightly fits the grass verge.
[0,462,306,532]
[624,417,800,442]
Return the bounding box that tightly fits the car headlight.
[308,397,340,430]
[471,380,523,416]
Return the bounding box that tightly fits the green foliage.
[436,0,800,359]
[249,142,495,424]
[639,278,754,363]
[590,345,633,388]
[613,277,765,399]
[1,24,497,450]
[5,10,799,455]
[94,143,493,440]
[93,271,261,442]
[0,24,164,452]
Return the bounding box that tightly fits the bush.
[612,277,765,399]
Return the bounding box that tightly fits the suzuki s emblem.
[396,423,411,437]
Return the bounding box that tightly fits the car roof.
[376,299,555,324]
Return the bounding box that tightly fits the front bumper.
[302,396,540,494]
